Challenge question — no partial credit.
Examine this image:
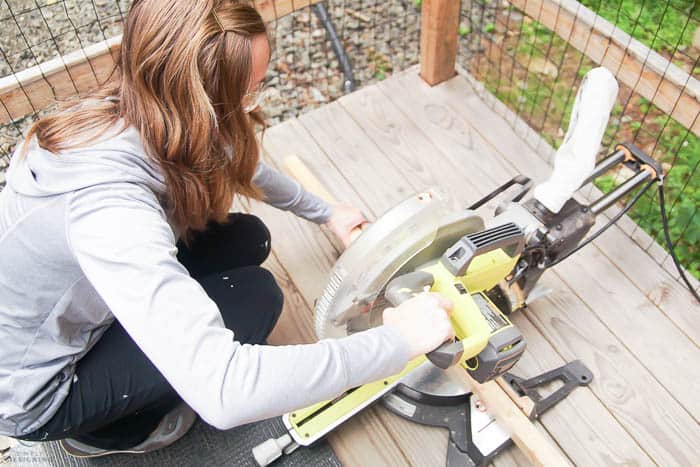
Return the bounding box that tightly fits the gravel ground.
[0,0,428,186]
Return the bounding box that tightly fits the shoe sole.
[60,404,197,458]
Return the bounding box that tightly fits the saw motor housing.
[385,222,528,383]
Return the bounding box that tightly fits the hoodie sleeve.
[253,160,332,224]
[66,183,409,429]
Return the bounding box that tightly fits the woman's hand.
[325,204,367,248]
[383,293,454,360]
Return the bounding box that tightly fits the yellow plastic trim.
[422,262,491,358]
[287,356,426,442]
[463,249,519,292]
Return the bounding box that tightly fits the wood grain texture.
[455,66,700,342]
[411,71,700,464]
[509,315,654,466]
[420,0,460,85]
[507,0,700,136]
[429,74,700,420]
[526,274,700,465]
[345,72,653,466]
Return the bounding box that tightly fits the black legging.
[19,214,283,450]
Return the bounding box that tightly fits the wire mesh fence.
[0,0,422,185]
[459,0,700,287]
[1,0,698,290]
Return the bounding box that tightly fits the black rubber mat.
[11,417,340,467]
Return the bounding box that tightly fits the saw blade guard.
[315,190,453,339]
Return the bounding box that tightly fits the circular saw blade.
[314,191,485,340]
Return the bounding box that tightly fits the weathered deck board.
[363,77,656,466]
[441,72,700,346]
[409,72,700,418]
[254,68,700,465]
[274,109,450,466]
[339,80,656,466]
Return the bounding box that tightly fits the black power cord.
[657,183,700,304]
[545,178,700,304]
[546,178,655,269]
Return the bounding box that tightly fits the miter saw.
[253,67,666,466]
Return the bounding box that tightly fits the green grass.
[579,0,697,53]
[475,1,700,279]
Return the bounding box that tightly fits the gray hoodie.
[0,125,409,437]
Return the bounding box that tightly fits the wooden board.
[419,0,460,85]
[0,36,121,125]
[507,0,700,137]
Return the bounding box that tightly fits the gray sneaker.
[60,403,197,458]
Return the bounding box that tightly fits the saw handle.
[384,272,464,369]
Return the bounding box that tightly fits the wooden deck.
[247,66,700,466]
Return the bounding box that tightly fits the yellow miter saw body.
[254,191,535,466]
[253,68,666,466]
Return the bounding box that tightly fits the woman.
[0,0,453,457]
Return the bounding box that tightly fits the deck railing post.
[420,0,461,86]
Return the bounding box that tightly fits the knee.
[244,267,283,343]
[256,267,284,322]
[231,214,271,265]
[213,266,284,343]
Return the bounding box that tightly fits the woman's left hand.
[325,204,368,248]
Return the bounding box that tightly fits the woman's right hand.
[383,293,455,360]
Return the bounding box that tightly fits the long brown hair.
[25,0,267,237]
